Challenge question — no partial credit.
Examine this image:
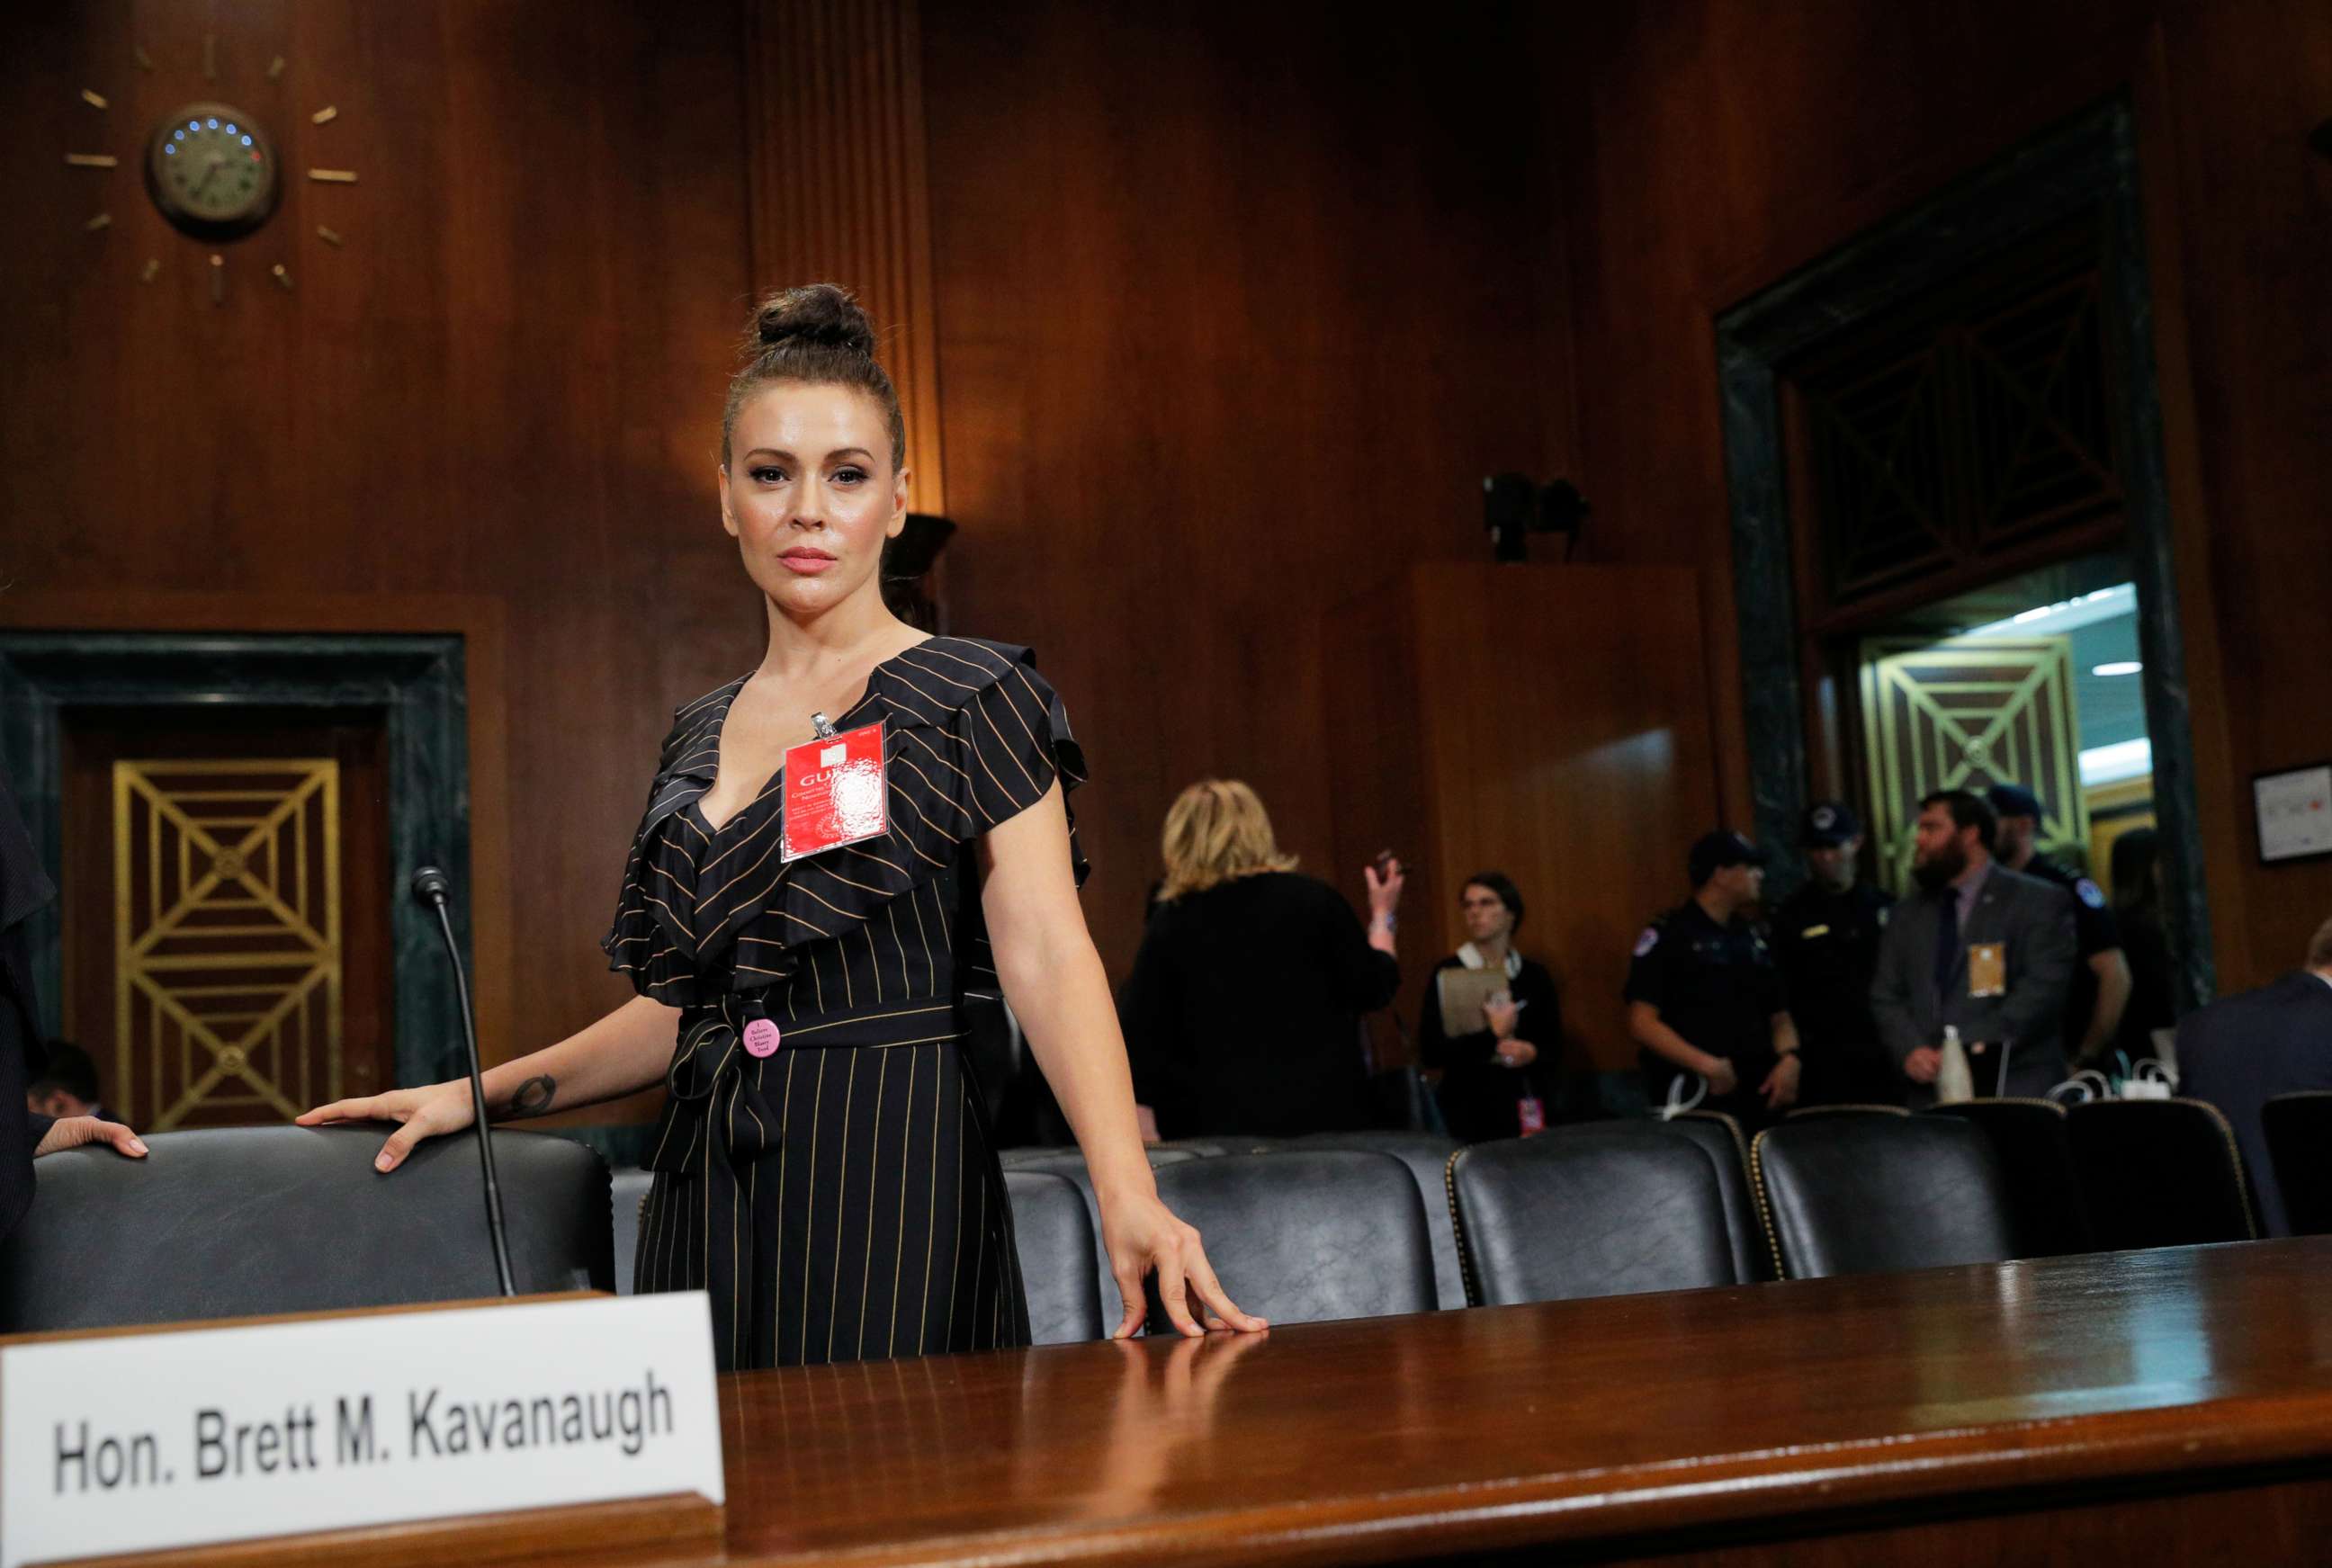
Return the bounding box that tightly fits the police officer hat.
[1687,830,1769,886]
[1985,783,2045,821]
[1800,801,1861,847]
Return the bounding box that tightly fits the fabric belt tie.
[650,994,973,1368]
[659,995,968,1169]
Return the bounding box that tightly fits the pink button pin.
[742,1018,782,1058]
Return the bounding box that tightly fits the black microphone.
[411,864,517,1297]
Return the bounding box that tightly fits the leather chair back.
[2066,1098,2256,1250]
[1451,1126,1736,1305]
[1784,1104,1909,1119]
[1653,1111,1771,1282]
[997,1146,1199,1324]
[0,1125,613,1334]
[1005,1169,1105,1344]
[1151,1138,1285,1157]
[1149,1151,1435,1325]
[1928,1099,2094,1256]
[2264,1091,2332,1237]
[1753,1116,2014,1279]
[610,1168,655,1294]
[1292,1131,1466,1309]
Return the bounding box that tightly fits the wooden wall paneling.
[1535,0,2332,995]
[1326,565,1718,1076]
[1413,564,1719,1074]
[922,0,1563,977]
[741,0,947,511]
[2140,0,2332,987]
[0,0,750,1127]
[1322,574,1431,1069]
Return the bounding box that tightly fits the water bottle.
[1936,1025,1975,1104]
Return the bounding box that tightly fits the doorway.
[1716,97,2212,1012]
[58,707,396,1129]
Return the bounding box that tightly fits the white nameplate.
[0,1293,724,1568]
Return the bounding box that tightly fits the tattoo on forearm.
[507,1074,558,1118]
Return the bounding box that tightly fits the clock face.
[145,101,281,237]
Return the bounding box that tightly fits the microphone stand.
[411,865,517,1297]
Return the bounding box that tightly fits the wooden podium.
[2,1295,722,1568]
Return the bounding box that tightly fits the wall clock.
[62,34,361,303]
[146,101,281,237]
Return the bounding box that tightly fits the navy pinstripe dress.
[605,637,1087,1371]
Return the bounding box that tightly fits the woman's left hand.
[1098,1187,1269,1340]
[34,1117,148,1160]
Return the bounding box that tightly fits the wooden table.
[706,1238,2332,1566]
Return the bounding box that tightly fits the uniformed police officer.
[1771,802,1897,1107]
[1625,830,1801,1129]
[1986,784,2132,1070]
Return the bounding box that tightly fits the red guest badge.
[782,721,889,863]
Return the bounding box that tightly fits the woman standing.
[302,285,1260,1367]
[1120,781,1405,1139]
[1414,873,1561,1143]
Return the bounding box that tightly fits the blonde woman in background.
[1120,781,1405,1139]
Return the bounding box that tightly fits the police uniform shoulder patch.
[1633,926,1660,958]
[2076,878,2105,909]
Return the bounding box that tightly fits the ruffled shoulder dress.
[604,637,1086,1370]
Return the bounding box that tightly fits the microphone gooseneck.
[412,864,517,1298]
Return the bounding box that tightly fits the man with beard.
[1870,789,2078,1101]
[1771,802,1897,1106]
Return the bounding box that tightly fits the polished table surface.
[702,1237,2332,1566]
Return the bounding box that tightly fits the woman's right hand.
[1363,854,1405,918]
[296,1081,475,1172]
[1701,1057,1740,1098]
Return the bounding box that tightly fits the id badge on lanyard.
[781,714,890,864]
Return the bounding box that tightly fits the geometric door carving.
[112,758,343,1130]
[1857,635,2090,896]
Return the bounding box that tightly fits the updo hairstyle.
[721,283,907,471]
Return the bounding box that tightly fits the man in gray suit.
[1871,788,2079,1102]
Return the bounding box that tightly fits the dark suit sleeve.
[2002,882,2079,1052]
[1520,961,1562,1067]
[1870,908,1925,1068]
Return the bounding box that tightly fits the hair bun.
[751,283,876,356]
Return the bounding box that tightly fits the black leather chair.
[1752,1116,2014,1279]
[1784,1103,1909,1119]
[1148,1151,1435,1325]
[2264,1091,2332,1237]
[0,1125,614,1334]
[998,1146,1200,1323]
[1293,1131,1466,1309]
[1005,1169,1105,1344]
[2065,1098,2257,1250]
[1928,1099,2094,1257]
[1153,1138,1283,1157]
[610,1168,655,1294]
[1450,1127,1737,1305]
[1654,1110,1772,1283]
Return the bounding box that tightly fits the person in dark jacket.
[4,775,146,1243]
[1770,802,1897,1106]
[2107,828,2178,1066]
[1123,780,1404,1139]
[2175,915,2332,1237]
[1415,872,1560,1142]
